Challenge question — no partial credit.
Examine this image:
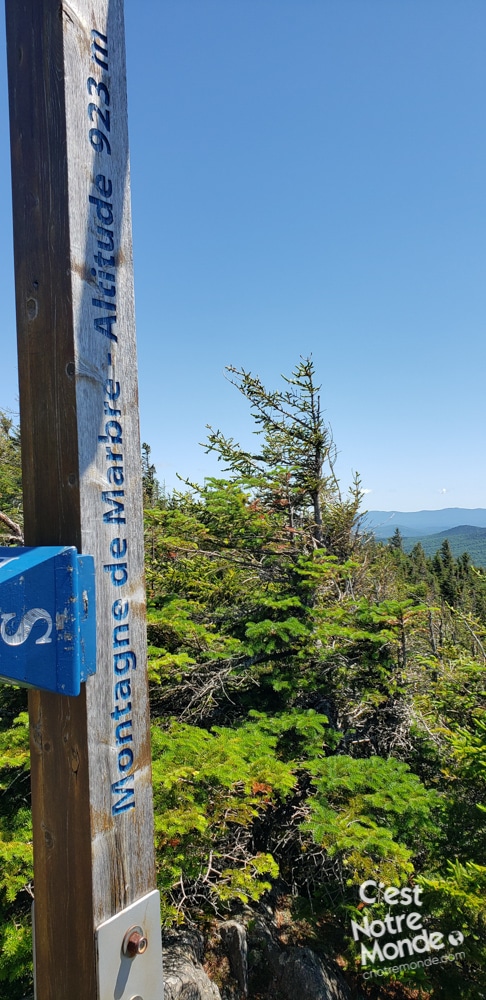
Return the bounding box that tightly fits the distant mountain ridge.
[364,508,486,539]
[402,527,486,567]
[364,509,486,568]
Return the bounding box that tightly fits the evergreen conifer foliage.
[0,412,23,544]
[0,414,31,993]
[205,358,363,559]
[141,362,486,997]
[0,698,32,996]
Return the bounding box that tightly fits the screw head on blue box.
[0,546,96,695]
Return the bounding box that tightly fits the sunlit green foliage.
[0,411,23,543]
[142,362,486,996]
[0,701,32,996]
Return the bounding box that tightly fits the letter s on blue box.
[0,546,96,695]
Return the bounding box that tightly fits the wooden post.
[5,2,162,997]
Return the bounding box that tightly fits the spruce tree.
[205,357,363,559]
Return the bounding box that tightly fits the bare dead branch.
[0,509,24,544]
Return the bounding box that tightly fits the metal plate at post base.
[96,890,163,1000]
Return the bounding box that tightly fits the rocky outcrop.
[163,927,222,1000]
[270,945,351,1000]
[218,920,248,995]
[217,915,351,1000]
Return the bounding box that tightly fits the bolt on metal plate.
[96,889,163,1000]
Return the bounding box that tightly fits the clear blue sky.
[0,0,485,511]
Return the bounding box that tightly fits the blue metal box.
[0,546,96,695]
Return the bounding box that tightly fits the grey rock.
[218,920,248,994]
[163,927,222,1000]
[247,917,350,1000]
[246,916,281,994]
[272,946,351,1000]
[161,917,350,1000]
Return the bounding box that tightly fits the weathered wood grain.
[5,2,158,996]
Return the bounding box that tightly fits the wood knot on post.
[26,297,38,320]
[71,747,80,774]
